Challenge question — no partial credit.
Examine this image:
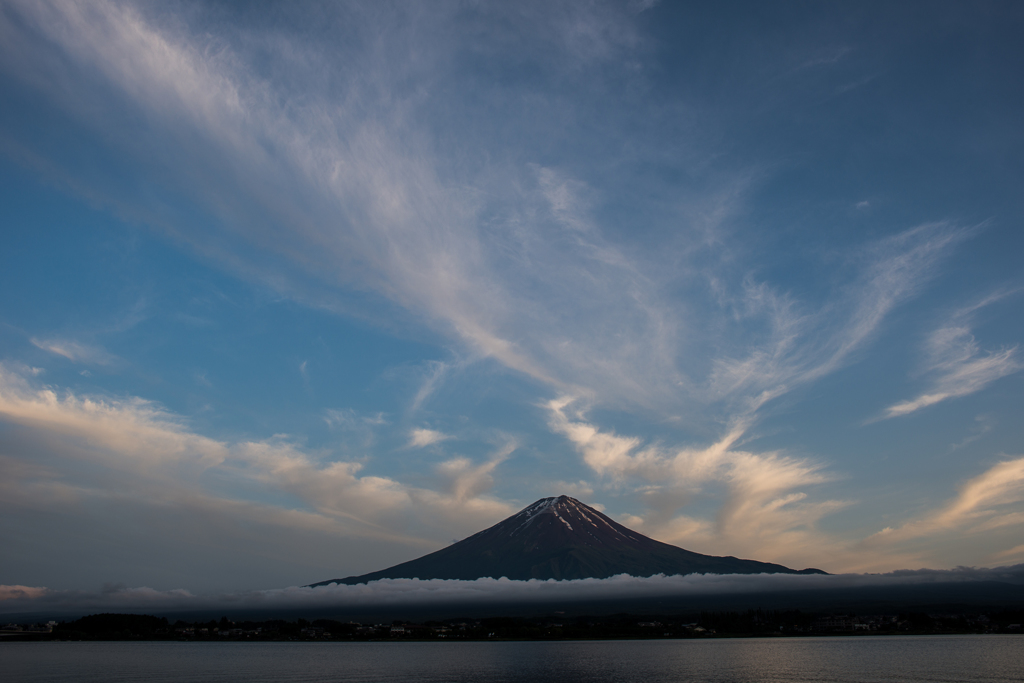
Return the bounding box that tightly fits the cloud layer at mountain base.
[3,566,1023,617]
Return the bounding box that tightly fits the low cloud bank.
[3,566,1023,616]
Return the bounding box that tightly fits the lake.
[2,636,1022,682]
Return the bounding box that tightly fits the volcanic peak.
[309,495,826,585]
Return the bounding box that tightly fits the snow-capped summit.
[507,495,639,542]
[309,495,825,586]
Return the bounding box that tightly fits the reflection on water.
[2,636,1022,683]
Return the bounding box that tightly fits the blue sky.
[1,0,1023,593]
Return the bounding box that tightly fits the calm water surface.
[2,636,1022,682]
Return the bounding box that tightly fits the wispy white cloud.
[0,2,668,422]
[706,223,969,420]
[949,414,995,451]
[992,544,1024,563]
[796,46,852,71]
[0,1,973,433]
[546,398,844,569]
[322,408,387,449]
[30,337,118,366]
[881,345,1018,419]
[0,0,677,412]
[436,441,516,504]
[878,291,1022,420]
[863,456,1024,547]
[408,428,452,449]
[1,361,1022,583]
[410,360,454,413]
[0,364,514,556]
[546,397,1024,571]
[323,409,388,429]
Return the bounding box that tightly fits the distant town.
[3,610,1022,642]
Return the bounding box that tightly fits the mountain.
[310,495,826,586]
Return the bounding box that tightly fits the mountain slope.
[310,496,826,585]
